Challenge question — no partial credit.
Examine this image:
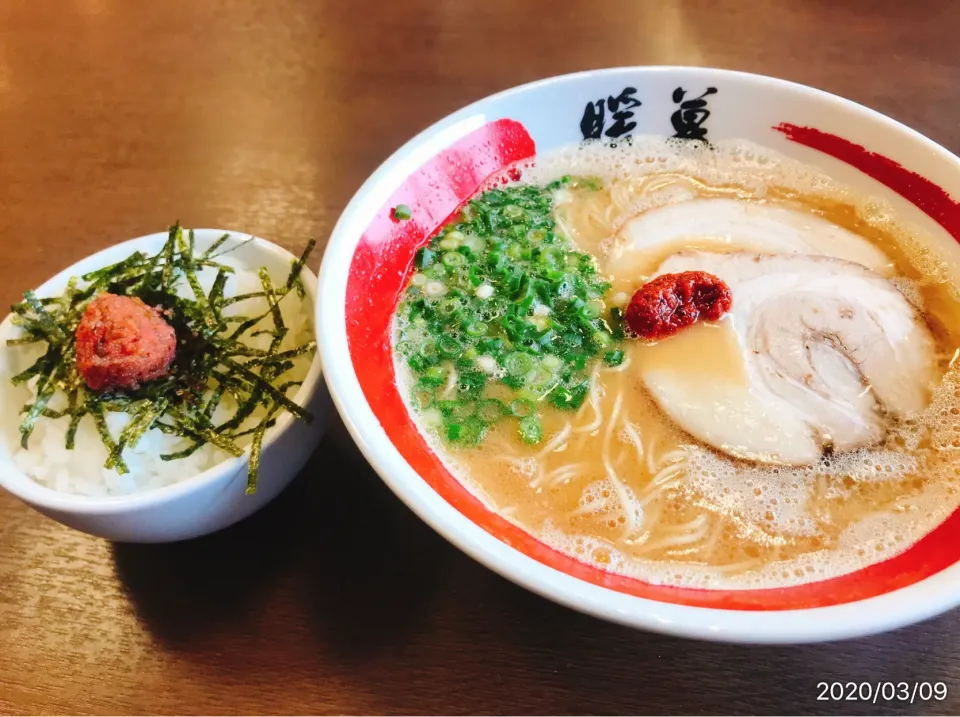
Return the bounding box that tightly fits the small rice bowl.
[1,253,314,497]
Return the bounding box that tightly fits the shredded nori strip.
[7,222,316,494]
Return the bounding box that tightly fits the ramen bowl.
[317,67,960,643]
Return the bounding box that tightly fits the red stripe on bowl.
[774,123,960,240]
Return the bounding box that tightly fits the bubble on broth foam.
[912,364,960,455]
[835,481,956,555]
[682,446,820,538]
[570,478,644,531]
[681,437,919,528]
[541,520,623,567]
[824,447,918,484]
[891,276,925,310]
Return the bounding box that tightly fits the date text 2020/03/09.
[816,682,948,704]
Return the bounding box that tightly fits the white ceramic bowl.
[317,67,960,643]
[0,229,329,543]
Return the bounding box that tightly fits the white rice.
[2,253,314,497]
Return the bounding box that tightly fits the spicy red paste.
[625,271,732,340]
[75,293,177,392]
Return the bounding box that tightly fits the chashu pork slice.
[638,251,936,465]
[617,198,894,277]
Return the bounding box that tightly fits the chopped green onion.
[416,247,436,269]
[452,402,476,419]
[436,400,458,416]
[518,415,542,444]
[457,369,486,395]
[461,417,486,445]
[504,352,535,378]
[437,297,463,316]
[421,407,443,429]
[580,299,604,319]
[448,416,485,445]
[549,382,589,411]
[393,204,412,220]
[442,252,466,267]
[591,331,613,349]
[464,320,487,337]
[477,399,506,423]
[477,337,504,355]
[437,336,463,359]
[475,284,494,299]
[528,366,558,393]
[509,398,535,417]
[424,281,448,298]
[447,422,463,442]
[603,349,625,367]
[394,180,623,448]
[542,355,562,371]
[462,234,486,253]
[503,205,525,221]
[609,306,626,339]
[421,365,447,386]
[441,230,464,246]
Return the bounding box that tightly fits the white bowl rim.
[0,228,323,515]
[317,66,960,643]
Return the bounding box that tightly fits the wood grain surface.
[1,1,959,714]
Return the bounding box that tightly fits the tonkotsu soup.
[392,137,960,589]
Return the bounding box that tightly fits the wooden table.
[1,2,959,714]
